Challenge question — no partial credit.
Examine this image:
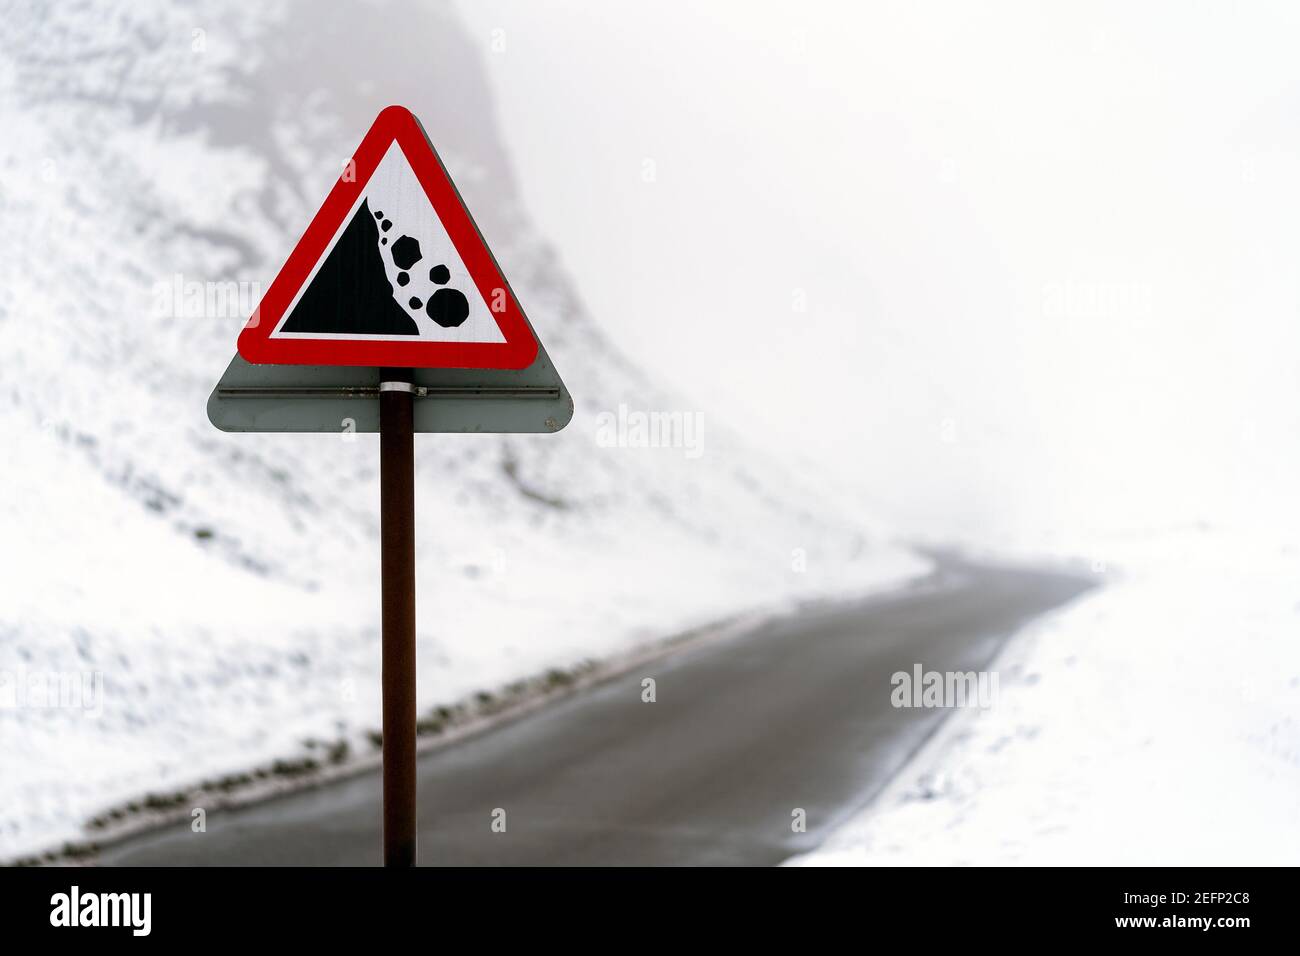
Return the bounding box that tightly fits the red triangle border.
[237,106,539,370]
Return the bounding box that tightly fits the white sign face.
[270,142,506,346]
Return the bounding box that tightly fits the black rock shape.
[391,235,422,270]
[429,264,450,285]
[381,219,392,232]
[397,272,409,286]
[426,287,469,328]
[409,297,422,310]
[279,198,419,335]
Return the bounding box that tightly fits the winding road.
[96,554,1092,866]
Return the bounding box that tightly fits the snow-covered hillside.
[0,1,922,858]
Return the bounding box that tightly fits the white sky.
[455,0,1300,544]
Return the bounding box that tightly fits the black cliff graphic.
[280,198,420,335]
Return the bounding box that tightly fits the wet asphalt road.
[96,555,1091,866]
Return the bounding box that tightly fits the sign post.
[379,370,417,866]
[207,107,572,866]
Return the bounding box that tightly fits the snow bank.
[790,527,1300,865]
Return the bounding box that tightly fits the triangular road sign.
[239,105,537,370]
[208,106,571,434]
[205,108,572,866]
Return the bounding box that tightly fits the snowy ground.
[790,526,1300,866]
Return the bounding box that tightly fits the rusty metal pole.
[379,369,417,867]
